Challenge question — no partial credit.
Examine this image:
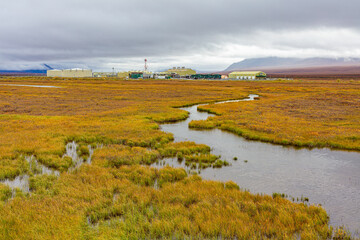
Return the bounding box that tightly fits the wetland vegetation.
[0,76,358,239]
[190,80,360,151]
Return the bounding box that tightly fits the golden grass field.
[0,76,358,239]
[192,79,360,151]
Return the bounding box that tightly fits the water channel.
[158,94,360,234]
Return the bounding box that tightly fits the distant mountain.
[0,63,91,75]
[0,69,47,74]
[225,57,360,72]
[0,64,53,74]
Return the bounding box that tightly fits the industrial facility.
[47,68,92,78]
[191,73,222,79]
[164,67,196,78]
[228,71,267,80]
[46,60,267,81]
[129,72,144,79]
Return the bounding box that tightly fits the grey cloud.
[0,0,360,70]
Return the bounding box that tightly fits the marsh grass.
[190,81,360,151]
[93,145,160,167]
[36,154,73,171]
[0,184,12,202]
[157,141,210,157]
[0,77,356,239]
[29,174,58,195]
[155,142,230,169]
[0,156,28,180]
[189,119,217,129]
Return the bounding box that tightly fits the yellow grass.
[0,76,357,239]
[192,79,360,151]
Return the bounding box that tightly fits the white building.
[228,71,267,80]
[47,68,92,78]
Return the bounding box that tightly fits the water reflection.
[159,94,360,233]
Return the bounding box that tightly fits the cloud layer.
[1,0,360,71]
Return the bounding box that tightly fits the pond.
[158,94,360,234]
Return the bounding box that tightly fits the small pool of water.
[0,142,96,195]
[159,94,360,234]
[65,141,95,172]
[0,156,60,194]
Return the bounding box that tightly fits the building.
[93,71,130,78]
[143,72,153,79]
[47,69,92,78]
[129,72,143,79]
[153,72,168,79]
[93,72,117,78]
[228,71,267,80]
[164,67,196,78]
[190,74,221,80]
[117,71,130,78]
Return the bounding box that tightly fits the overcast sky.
[1,0,360,71]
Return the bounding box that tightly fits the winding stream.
[158,94,360,234]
